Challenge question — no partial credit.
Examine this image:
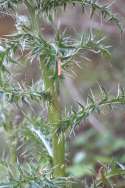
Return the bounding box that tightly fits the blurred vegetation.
[0,0,125,188]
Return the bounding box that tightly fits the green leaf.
[0,52,5,65]
[29,127,53,157]
[101,48,111,59]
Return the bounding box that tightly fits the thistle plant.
[0,0,124,187]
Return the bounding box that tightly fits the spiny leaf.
[29,126,53,157]
[61,87,125,132]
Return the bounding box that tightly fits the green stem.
[52,135,65,177]
[25,0,40,34]
[49,103,65,177]
[25,0,65,178]
[41,61,65,177]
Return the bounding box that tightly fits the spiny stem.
[25,1,66,178]
[41,60,65,177]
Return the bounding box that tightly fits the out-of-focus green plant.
[0,0,125,187]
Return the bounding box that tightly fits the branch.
[58,86,125,133]
[41,0,123,32]
[0,84,51,103]
[63,76,107,133]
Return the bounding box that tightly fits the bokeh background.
[0,0,125,187]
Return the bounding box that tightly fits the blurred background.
[0,0,125,187]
